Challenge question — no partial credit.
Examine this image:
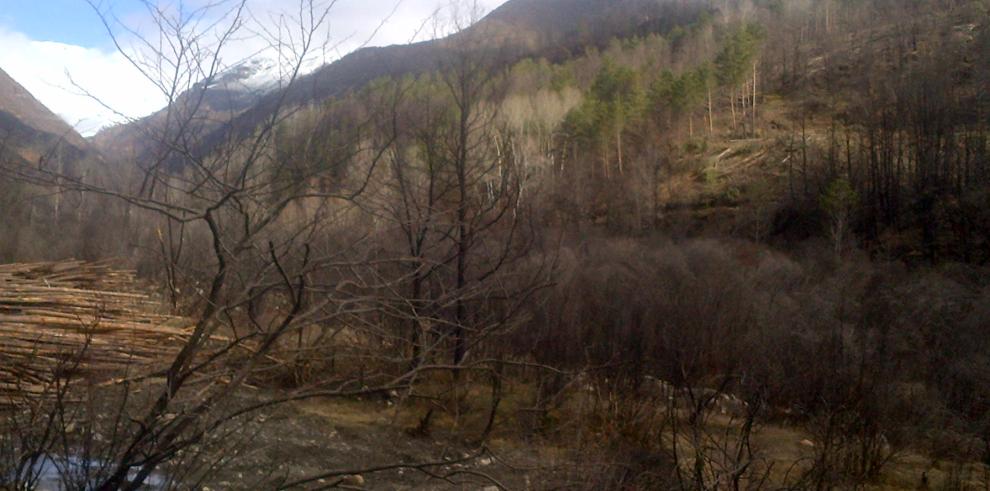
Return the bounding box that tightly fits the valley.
[1,0,989,489]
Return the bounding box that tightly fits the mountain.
[91,0,712,167]
[480,0,707,52]
[90,58,279,164]
[0,68,90,166]
[269,0,700,102]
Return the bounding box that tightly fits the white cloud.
[0,0,508,137]
[0,27,167,136]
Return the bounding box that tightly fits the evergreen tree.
[715,24,765,133]
[584,59,643,176]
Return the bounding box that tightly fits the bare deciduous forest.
[1,0,989,488]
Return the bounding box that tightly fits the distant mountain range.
[90,0,711,166]
[2,0,710,169]
[88,57,281,165]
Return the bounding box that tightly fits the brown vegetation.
[0,0,989,488]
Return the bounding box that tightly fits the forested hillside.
[1,0,989,489]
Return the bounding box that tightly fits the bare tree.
[0,1,424,488]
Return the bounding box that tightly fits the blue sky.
[0,0,509,135]
[0,0,141,49]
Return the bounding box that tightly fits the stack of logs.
[0,260,192,401]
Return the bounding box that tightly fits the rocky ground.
[190,394,575,490]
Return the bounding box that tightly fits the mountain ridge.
[90,0,712,166]
[0,67,92,167]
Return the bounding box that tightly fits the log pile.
[0,260,193,401]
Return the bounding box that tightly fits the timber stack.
[0,260,192,402]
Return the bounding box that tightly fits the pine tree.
[715,24,765,134]
[587,60,643,176]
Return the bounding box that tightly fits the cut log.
[0,260,193,404]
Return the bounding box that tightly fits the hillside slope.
[90,0,712,166]
[0,68,90,164]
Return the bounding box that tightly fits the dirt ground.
[190,390,990,490]
[195,394,577,490]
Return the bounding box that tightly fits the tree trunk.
[802,118,809,196]
[409,270,424,370]
[616,128,624,175]
[825,0,832,34]
[730,87,738,133]
[752,61,758,137]
[652,153,661,228]
[708,87,714,135]
[603,141,610,179]
[454,102,470,367]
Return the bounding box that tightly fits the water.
[16,455,167,490]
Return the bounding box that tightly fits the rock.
[478,457,493,466]
[341,474,365,486]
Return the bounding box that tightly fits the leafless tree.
[0,1,439,488]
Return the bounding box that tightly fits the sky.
[0,0,508,136]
